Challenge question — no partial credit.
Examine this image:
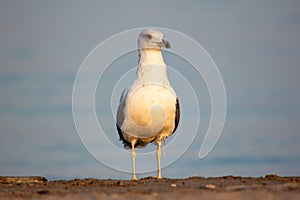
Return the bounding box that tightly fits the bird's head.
[138,29,171,50]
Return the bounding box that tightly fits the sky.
[0,1,300,180]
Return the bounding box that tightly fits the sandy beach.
[0,175,299,199]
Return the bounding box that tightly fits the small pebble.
[151,192,158,196]
[171,183,176,187]
[205,184,216,189]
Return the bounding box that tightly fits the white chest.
[122,83,177,138]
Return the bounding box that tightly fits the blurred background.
[0,1,299,180]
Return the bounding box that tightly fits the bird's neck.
[135,49,169,85]
[139,49,166,66]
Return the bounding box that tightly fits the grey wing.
[116,89,131,148]
[172,98,180,133]
[116,89,127,127]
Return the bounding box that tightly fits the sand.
[1,175,300,199]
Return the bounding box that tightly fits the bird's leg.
[156,141,162,179]
[131,139,138,180]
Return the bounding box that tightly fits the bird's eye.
[144,34,152,40]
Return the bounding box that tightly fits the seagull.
[116,29,180,180]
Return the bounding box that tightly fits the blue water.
[0,69,299,180]
[1,0,300,180]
